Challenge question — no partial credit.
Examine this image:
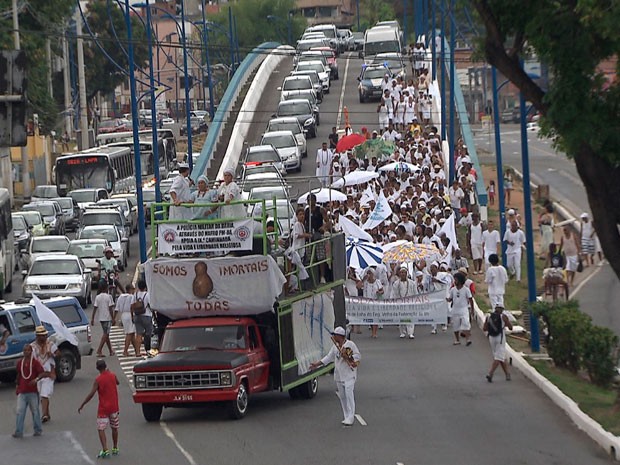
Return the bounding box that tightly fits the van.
[305,24,339,53]
[361,26,402,62]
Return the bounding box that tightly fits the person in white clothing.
[446,272,474,346]
[483,305,513,382]
[115,284,139,357]
[467,213,484,274]
[392,266,416,339]
[93,283,116,358]
[362,268,384,338]
[482,220,501,268]
[169,163,194,220]
[292,208,312,259]
[309,327,361,426]
[316,142,333,187]
[217,167,245,219]
[485,254,508,308]
[503,221,527,282]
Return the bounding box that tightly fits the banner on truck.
[346,289,449,325]
[291,293,336,375]
[157,219,255,255]
[145,255,286,319]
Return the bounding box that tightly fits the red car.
[98,119,128,134]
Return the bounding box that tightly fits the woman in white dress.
[217,167,245,219]
[192,175,219,220]
[446,272,474,346]
[115,284,138,357]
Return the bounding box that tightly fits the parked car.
[68,188,109,210]
[260,131,302,173]
[275,99,317,138]
[242,145,286,176]
[24,235,70,268]
[13,211,48,236]
[98,119,128,134]
[31,185,59,202]
[78,225,128,270]
[66,239,109,286]
[358,64,390,103]
[22,201,66,235]
[0,297,90,383]
[52,197,81,232]
[22,254,93,308]
[266,117,308,158]
[180,117,208,136]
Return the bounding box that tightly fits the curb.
[476,169,620,460]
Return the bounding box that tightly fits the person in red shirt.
[14,344,49,438]
[78,359,120,459]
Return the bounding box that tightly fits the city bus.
[97,129,177,171]
[55,146,134,196]
[0,188,15,298]
[107,137,169,182]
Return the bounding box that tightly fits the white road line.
[65,431,96,465]
[335,52,351,129]
[355,413,367,426]
[160,421,198,465]
[397,462,405,465]
[571,262,606,297]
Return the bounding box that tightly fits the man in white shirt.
[169,163,194,220]
[448,180,465,215]
[468,213,484,275]
[392,266,416,339]
[482,220,501,269]
[309,327,361,426]
[316,142,333,187]
[381,123,400,142]
[397,212,416,237]
[485,254,509,307]
[503,221,527,282]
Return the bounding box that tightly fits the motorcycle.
[105,270,118,302]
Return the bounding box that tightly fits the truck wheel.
[228,382,249,419]
[56,349,77,382]
[288,386,301,399]
[298,378,319,399]
[0,372,17,384]
[142,403,163,422]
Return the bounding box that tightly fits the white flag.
[362,191,392,230]
[32,295,79,346]
[339,215,374,242]
[438,213,459,263]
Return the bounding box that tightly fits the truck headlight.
[24,284,40,291]
[220,371,233,386]
[135,375,146,389]
[67,283,82,290]
[304,118,314,127]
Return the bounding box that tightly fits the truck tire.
[298,378,319,399]
[0,372,17,384]
[288,386,301,399]
[228,382,249,419]
[56,349,77,382]
[142,403,163,422]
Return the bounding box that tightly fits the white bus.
[0,188,15,298]
[107,137,169,182]
[97,129,177,172]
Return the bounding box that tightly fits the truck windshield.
[161,325,247,352]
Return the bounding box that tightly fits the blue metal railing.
[192,41,280,178]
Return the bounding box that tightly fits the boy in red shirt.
[14,344,49,438]
[78,359,120,458]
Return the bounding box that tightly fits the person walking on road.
[93,283,116,358]
[560,226,580,285]
[446,272,474,346]
[78,359,120,458]
[132,280,153,355]
[115,284,139,357]
[482,220,501,269]
[309,327,361,426]
[503,221,527,282]
[13,344,50,438]
[579,212,596,267]
[483,305,513,382]
[316,142,333,188]
[392,265,416,339]
[31,326,59,423]
[485,254,508,308]
[467,213,484,274]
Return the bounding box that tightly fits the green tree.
[469,0,620,282]
[359,0,396,32]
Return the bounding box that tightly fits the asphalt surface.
[0,55,616,464]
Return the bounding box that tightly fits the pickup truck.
[0,296,91,384]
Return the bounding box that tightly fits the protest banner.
[157,219,254,255]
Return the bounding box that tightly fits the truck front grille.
[138,371,224,390]
[40,284,66,290]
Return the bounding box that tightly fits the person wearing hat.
[309,327,361,426]
[99,247,124,295]
[78,359,120,458]
[169,162,194,220]
[192,175,218,220]
[217,167,245,219]
[483,305,513,382]
[392,265,416,339]
[14,344,50,438]
[31,326,59,423]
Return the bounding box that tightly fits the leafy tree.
[82,0,149,102]
[469,0,620,282]
[359,0,396,32]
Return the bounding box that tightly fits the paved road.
[0,56,615,464]
[473,127,620,336]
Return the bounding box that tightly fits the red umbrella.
[335,133,366,153]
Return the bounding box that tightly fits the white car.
[66,239,109,286]
[279,76,314,102]
[260,130,302,173]
[25,235,70,268]
[23,255,93,308]
[266,117,308,158]
[241,173,287,200]
[247,185,289,216]
[527,122,540,132]
[295,61,330,92]
[98,198,138,234]
[78,225,128,271]
[244,145,286,176]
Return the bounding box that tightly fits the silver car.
[23,255,93,308]
[244,145,286,176]
[98,197,138,234]
[25,235,70,268]
[78,225,128,270]
[260,131,302,173]
[266,117,308,158]
[66,239,109,286]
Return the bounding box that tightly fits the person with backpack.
[483,305,513,382]
[131,280,152,356]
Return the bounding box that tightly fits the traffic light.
[0,50,27,147]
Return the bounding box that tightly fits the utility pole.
[13,0,30,199]
[46,39,53,98]
[75,8,89,150]
[62,33,72,138]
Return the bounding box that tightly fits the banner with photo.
[291,293,336,375]
[346,289,449,325]
[145,255,286,319]
[157,219,254,255]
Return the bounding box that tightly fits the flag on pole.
[362,191,392,230]
[438,213,458,263]
[339,215,374,242]
[31,295,79,346]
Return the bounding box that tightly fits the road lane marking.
[65,431,96,465]
[160,421,198,465]
[335,52,351,129]
[571,262,606,298]
[355,413,367,426]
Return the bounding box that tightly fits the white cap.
[331,327,346,336]
[223,166,235,176]
[580,212,589,219]
[178,162,189,169]
[507,208,516,215]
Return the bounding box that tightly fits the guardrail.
[192,42,281,178]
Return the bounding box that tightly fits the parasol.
[336,133,366,153]
[331,170,379,188]
[355,139,396,159]
[297,188,348,204]
[382,242,441,264]
[345,237,384,270]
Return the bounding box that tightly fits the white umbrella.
[345,237,384,270]
[378,162,420,173]
[297,188,347,204]
[331,171,380,188]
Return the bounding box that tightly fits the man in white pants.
[309,327,361,426]
[392,266,416,339]
[316,142,333,187]
[503,221,526,282]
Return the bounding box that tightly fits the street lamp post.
[440,0,446,142]
[180,0,194,171]
[448,0,456,184]
[491,67,507,267]
[200,0,215,121]
[228,7,235,74]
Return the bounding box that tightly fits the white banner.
[346,289,449,325]
[145,255,286,319]
[157,219,255,255]
[291,293,336,375]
